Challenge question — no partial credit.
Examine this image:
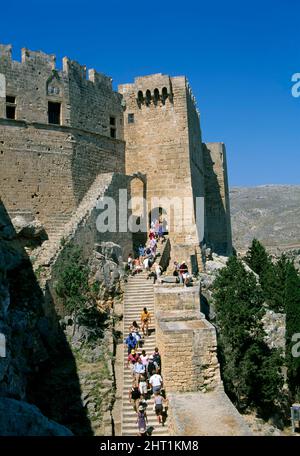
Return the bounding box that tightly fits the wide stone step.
[122,418,163,428]
[122,425,167,434]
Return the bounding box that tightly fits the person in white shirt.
[143,257,150,271]
[134,358,146,383]
[138,375,148,398]
[149,373,163,394]
[140,349,149,367]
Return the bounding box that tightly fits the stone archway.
[128,173,147,256]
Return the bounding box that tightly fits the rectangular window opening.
[6,105,16,120]
[48,102,61,125]
[110,116,116,126]
[6,95,16,104]
[110,127,116,139]
[128,113,135,124]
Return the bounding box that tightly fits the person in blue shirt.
[124,333,137,354]
[138,244,145,259]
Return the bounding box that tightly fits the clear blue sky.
[1,0,299,186]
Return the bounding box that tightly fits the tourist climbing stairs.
[121,271,169,436]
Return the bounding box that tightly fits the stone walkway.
[167,390,252,435]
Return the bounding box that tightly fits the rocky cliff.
[0,199,124,435]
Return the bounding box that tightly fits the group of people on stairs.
[126,339,169,436]
[124,301,168,435]
[127,218,167,281]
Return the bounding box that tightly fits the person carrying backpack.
[147,355,158,380]
[124,333,137,355]
[152,347,161,370]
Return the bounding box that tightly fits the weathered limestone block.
[154,284,201,313]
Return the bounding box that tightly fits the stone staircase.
[34,172,114,269]
[121,272,169,436]
[44,213,73,242]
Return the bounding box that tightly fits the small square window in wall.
[110,127,116,139]
[128,113,134,124]
[6,96,15,104]
[110,116,116,126]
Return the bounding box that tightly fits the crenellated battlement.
[0,44,12,59]
[62,56,86,79]
[0,44,113,90]
[186,79,199,117]
[21,47,56,69]
[0,44,122,137]
[88,68,112,89]
[119,73,199,117]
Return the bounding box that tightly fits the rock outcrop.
[0,398,73,436]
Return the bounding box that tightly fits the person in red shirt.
[127,349,140,377]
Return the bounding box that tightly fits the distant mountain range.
[229,185,300,253]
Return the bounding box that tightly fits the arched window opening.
[137,90,143,104]
[149,207,168,234]
[153,88,160,105]
[162,87,168,104]
[130,177,147,255]
[145,89,151,105]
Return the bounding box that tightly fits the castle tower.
[203,142,232,256]
[119,74,206,271]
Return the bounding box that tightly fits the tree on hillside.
[245,239,286,312]
[213,256,284,413]
[245,238,271,277]
[268,254,290,312]
[285,262,300,399]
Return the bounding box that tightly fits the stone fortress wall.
[0,44,241,434]
[0,44,232,268]
[203,142,232,255]
[0,44,125,234]
[119,73,232,270]
[119,74,205,269]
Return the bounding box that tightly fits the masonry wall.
[0,44,126,235]
[156,317,220,392]
[0,120,125,234]
[45,172,133,318]
[154,282,221,393]
[0,120,75,227]
[154,284,200,313]
[203,142,232,255]
[0,44,124,138]
[119,74,203,270]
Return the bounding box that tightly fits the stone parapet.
[154,283,201,313]
[154,284,221,393]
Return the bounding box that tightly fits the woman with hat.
[137,404,148,436]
